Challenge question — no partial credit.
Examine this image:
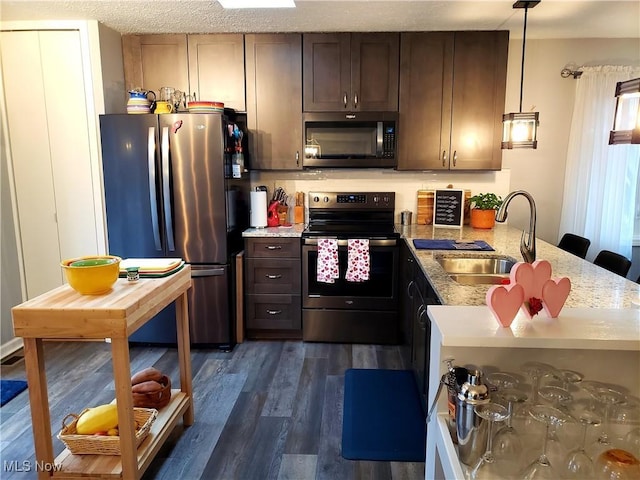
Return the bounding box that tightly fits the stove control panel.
[308,192,395,209]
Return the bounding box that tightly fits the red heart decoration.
[486,283,525,327]
[541,277,571,318]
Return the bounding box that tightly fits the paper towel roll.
[250,191,268,228]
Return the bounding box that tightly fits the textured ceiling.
[0,0,639,38]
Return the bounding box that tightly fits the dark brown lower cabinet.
[244,238,302,339]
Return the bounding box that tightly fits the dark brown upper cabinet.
[397,31,508,171]
[302,33,399,112]
[122,34,189,94]
[245,34,303,170]
[187,34,245,111]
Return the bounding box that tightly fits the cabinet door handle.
[265,274,282,279]
[343,92,348,108]
[266,309,282,315]
[265,245,282,250]
[453,150,458,167]
[407,280,415,299]
[354,92,358,109]
[442,150,447,167]
[296,150,299,166]
[418,307,428,328]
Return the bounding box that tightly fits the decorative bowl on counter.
[60,255,122,295]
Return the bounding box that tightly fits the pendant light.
[502,0,540,149]
[609,77,640,145]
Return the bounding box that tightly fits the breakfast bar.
[11,265,193,480]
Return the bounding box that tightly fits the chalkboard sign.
[433,189,464,228]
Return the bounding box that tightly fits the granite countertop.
[243,224,306,237]
[241,223,639,309]
[402,224,640,309]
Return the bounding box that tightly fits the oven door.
[302,238,398,310]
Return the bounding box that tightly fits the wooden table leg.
[175,291,194,425]
[111,338,138,479]
[23,338,54,479]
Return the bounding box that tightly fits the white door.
[1,30,99,298]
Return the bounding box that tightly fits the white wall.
[254,37,640,251]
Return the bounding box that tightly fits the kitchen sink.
[435,256,516,285]
[448,273,510,285]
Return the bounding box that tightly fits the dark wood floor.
[0,340,425,480]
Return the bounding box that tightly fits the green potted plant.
[469,192,503,229]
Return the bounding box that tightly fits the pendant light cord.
[519,6,528,113]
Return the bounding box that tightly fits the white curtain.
[559,65,640,262]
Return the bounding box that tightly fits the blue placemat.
[412,239,494,251]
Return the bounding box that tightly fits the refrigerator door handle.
[148,126,162,251]
[161,126,176,252]
[191,266,226,277]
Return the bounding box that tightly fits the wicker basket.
[58,407,157,455]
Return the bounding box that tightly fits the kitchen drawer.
[246,258,301,294]
[245,294,301,330]
[245,237,300,258]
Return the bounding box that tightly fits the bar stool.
[593,250,632,278]
[557,233,591,259]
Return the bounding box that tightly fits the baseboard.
[1,337,24,361]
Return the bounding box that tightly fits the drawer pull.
[266,309,282,315]
[265,274,282,279]
[265,245,282,250]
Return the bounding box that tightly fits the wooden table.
[12,265,194,479]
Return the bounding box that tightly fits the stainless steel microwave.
[302,112,398,168]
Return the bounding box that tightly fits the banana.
[76,404,119,435]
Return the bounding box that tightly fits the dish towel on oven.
[317,238,339,283]
[346,239,370,282]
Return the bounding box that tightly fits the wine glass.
[624,428,640,458]
[553,369,584,392]
[487,371,520,390]
[469,402,510,479]
[563,406,602,479]
[519,405,570,479]
[586,386,626,458]
[493,388,528,476]
[538,386,573,466]
[521,361,555,405]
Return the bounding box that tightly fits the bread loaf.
[131,373,172,409]
[131,367,163,385]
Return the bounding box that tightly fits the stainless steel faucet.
[495,190,537,263]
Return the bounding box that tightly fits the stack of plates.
[127,98,152,114]
[119,258,185,277]
[187,101,224,113]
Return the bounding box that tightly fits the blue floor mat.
[1,380,28,407]
[342,369,426,462]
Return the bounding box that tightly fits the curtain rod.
[561,65,583,79]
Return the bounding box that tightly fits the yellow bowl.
[60,255,122,295]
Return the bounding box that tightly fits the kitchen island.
[425,304,640,480]
[401,224,639,308]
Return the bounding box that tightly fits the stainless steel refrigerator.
[99,113,249,347]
